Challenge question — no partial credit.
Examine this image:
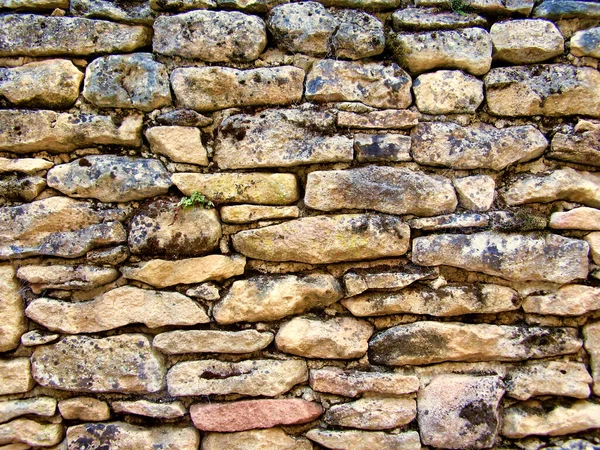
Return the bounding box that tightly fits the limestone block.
[326,397,416,430]
[153,330,274,355]
[0,398,56,424]
[413,70,484,114]
[330,9,385,59]
[0,419,63,447]
[58,398,110,421]
[491,19,564,63]
[584,321,600,396]
[524,285,600,316]
[354,134,411,163]
[0,157,53,174]
[69,0,155,25]
[337,109,418,129]
[310,367,419,397]
[202,428,312,450]
[409,213,489,230]
[220,205,299,223]
[112,400,186,419]
[533,1,600,20]
[306,429,421,450]
[342,265,438,296]
[0,265,25,353]
[586,232,600,265]
[393,8,487,30]
[571,27,600,58]
[17,264,118,293]
[548,129,600,167]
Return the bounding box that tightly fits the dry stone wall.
[0,0,600,448]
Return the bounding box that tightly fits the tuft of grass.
[177,191,214,209]
[451,0,469,15]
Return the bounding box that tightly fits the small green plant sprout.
[177,191,214,209]
[451,0,469,15]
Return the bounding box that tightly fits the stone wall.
[0,0,600,448]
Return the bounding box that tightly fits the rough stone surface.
[0,157,53,174]
[26,286,209,333]
[0,175,46,202]
[186,283,220,301]
[0,0,68,8]
[412,232,589,284]
[549,129,600,167]
[0,59,83,109]
[17,264,118,293]
[190,399,322,432]
[491,19,564,64]
[587,232,600,265]
[306,60,411,109]
[310,367,419,397]
[504,168,600,207]
[216,0,287,12]
[326,397,416,430]
[411,122,547,170]
[171,66,304,112]
[67,423,199,450]
[86,245,129,265]
[551,207,600,230]
[153,329,274,354]
[83,53,170,111]
[533,1,600,20]
[202,428,312,450]
[121,254,246,288]
[232,214,410,264]
[523,285,600,316]
[21,330,59,347]
[31,334,165,393]
[370,322,582,366]
[213,273,343,324]
[128,200,221,256]
[413,70,484,114]
[393,8,487,30]
[306,429,421,450]
[58,398,110,421]
[484,65,600,117]
[112,400,186,419]
[418,375,504,449]
[390,28,492,75]
[331,9,385,59]
[0,419,63,447]
[305,167,457,216]
[172,173,299,205]
[0,110,142,153]
[167,359,307,396]
[69,0,155,24]
[0,359,34,395]
[354,134,411,163]
[150,0,216,11]
[409,212,489,230]
[337,110,418,129]
[0,265,26,353]
[584,321,600,396]
[221,205,299,223]
[214,109,353,169]
[342,284,519,317]
[571,27,600,58]
[47,155,171,202]
[0,398,56,424]
[502,400,600,438]
[0,14,151,56]
[156,109,213,127]
[153,11,266,62]
[343,265,438,296]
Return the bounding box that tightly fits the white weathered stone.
[337,109,418,129]
[523,285,600,316]
[330,9,385,59]
[154,329,274,355]
[69,0,154,24]
[413,70,483,114]
[0,265,25,353]
[0,398,56,424]
[220,205,299,223]
[202,428,312,450]
[584,321,600,396]
[586,232,600,265]
[17,264,118,293]
[0,419,63,447]
[550,207,600,230]
[342,265,438,296]
[354,134,411,163]
[491,19,564,64]
[112,400,186,419]
[326,397,415,430]
[533,1,600,20]
[453,175,496,211]
[0,359,34,395]
[409,213,489,230]
[310,367,419,397]
[306,429,421,450]
[571,26,600,58]
[58,398,110,421]
[0,157,53,174]
[393,8,487,30]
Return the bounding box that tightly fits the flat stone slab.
[69,0,155,24]
[220,205,299,223]
[0,397,56,424]
[523,285,600,316]
[305,60,411,109]
[310,367,419,397]
[412,232,589,283]
[0,419,63,447]
[369,321,582,366]
[306,429,421,450]
[17,264,118,293]
[167,359,307,396]
[232,214,410,264]
[58,397,110,421]
[491,19,564,64]
[1,0,68,9]
[0,359,34,396]
[337,109,418,129]
[146,126,208,165]
[411,122,547,169]
[548,129,600,167]
[26,286,209,333]
[392,8,487,30]
[0,110,142,153]
[190,399,322,432]
[343,265,438,296]
[31,334,165,393]
[153,10,266,62]
[153,329,274,355]
[171,66,304,112]
[533,0,600,19]
[202,428,312,450]
[354,134,411,163]
[408,213,489,230]
[0,157,53,174]
[326,397,416,430]
[0,265,26,353]
[213,273,343,324]
[550,207,600,230]
[413,70,484,114]
[485,65,600,117]
[214,109,353,169]
[0,14,151,56]
[342,284,519,317]
[112,400,186,419]
[304,167,457,216]
[150,0,217,11]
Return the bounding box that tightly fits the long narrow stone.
[0,398,56,424]
[310,367,419,397]
[325,397,416,430]
[584,321,600,396]
[17,264,118,293]
[202,428,312,450]
[112,400,186,419]
[523,285,600,316]
[306,429,421,450]
[548,129,600,167]
[0,419,63,447]
[0,265,26,352]
[153,330,274,355]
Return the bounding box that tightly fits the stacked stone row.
[1,0,600,449]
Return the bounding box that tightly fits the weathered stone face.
[69,0,155,24]
[17,264,118,293]
[583,321,600,396]
[550,207,600,230]
[112,400,186,419]
[354,134,412,163]
[156,109,213,127]
[167,359,308,396]
[304,167,457,216]
[310,367,419,397]
[58,397,110,421]
[331,9,385,59]
[31,334,166,393]
[571,27,600,58]
[1,0,68,8]
[548,129,600,167]
[523,285,600,316]
[533,1,600,20]
[325,397,416,430]
[393,8,487,30]
[0,175,46,202]
[491,19,564,63]
[411,122,547,169]
[306,429,421,450]
[146,126,208,165]
[220,205,299,223]
[153,329,274,355]
[417,0,534,15]
[343,265,438,296]
[0,157,53,174]
[587,232,600,265]
[0,265,26,353]
[413,70,484,114]
[150,0,217,11]
[202,428,313,450]
[0,358,34,395]
[412,232,589,283]
[409,212,489,231]
[232,214,410,264]
[0,419,63,447]
[153,10,266,62]
[0,397,56,424]
[337,109,418,129]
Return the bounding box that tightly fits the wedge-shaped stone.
[389,28,492,75]
[306,429,421,450]
[83,53,171,111]
[369,322,582,366]
[571,27,600,58]
[503,400,600,438]
[354,134,411,163]
[326,397,415,430]
[17,264,118,293]
[157,109,213,125]
[411,122,547,170]
[0,14,151,56]
[550,207,600,230]
[167,359,307,396]
[409,213,489,230]
[505,361,592,401]
[418,375,504,449]
[0,398,56,424]
[0,359,33,396]
[413,70,484,114]
[220,205,299,223]
[584,321,600,396]
[213,273,343,324]
[69,0,155,25]
[153,330,274,355]
[48,155,171,202]
[454,175,496,211]
[21,330,59,347]
[0,419,63,447]
[31,334,165,393]
[172,173,299,205]
[232,214,410,264]
[337,109,418,129]
[67,423,199,450]
[549,129,600,167]
[122,255,246,288]
[0,175,45,202]
[305,167,457,216]
[0,157,53,174]
[128,200,221,257]
[412,232,589,283]
[171,66,304,112]
[533,0,600,19]
[343,284,519,317]
[146,126,208,165]
[202,428,312,450]
[191,399,322,432]
[310,367,418,397]
[0,59,83,109]
[276,316,373,359]
[491,19,564,64]
[485,65,600,117]
[59,398,110,421]
[523,285,600,316]
[504,168,600,208]
[214,109,353,169]
[392,8,487,30]
[0,265,25,353]
[112,400,186,419]
[343,265,438,296]
[0,110,142,153]
[26,286,209,334]
[306,60,411,109]
[153,11,266,62]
